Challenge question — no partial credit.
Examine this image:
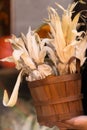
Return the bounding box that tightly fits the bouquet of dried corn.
[1,2,87,107]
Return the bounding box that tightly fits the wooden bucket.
[28,59,83,129]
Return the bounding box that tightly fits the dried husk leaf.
[21,53,36,70]
[75,35,87,65]
[48,7,67,63]
[3,69,23,107]
[56,2,78,45]
[66,13,80,45]
[0,56,14,63]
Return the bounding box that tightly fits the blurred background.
[0,0,87,36]
[0,0,73,37]
[10,0,72,36]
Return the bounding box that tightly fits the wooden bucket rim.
[28,73,81,88]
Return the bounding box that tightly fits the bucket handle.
[68,57,80,73]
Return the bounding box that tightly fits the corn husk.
[47,3,87,75]
[1,27,58,107]
[3,69,23,107]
